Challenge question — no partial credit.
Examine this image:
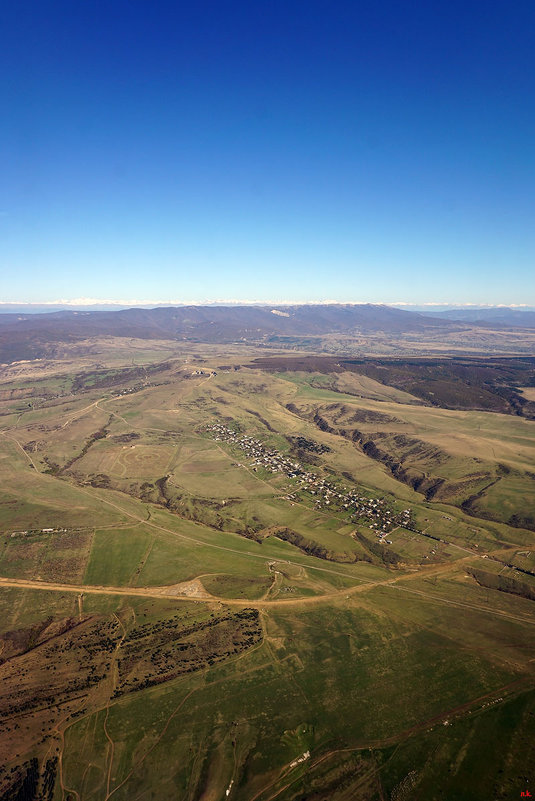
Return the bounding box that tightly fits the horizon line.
[0,299,533,309]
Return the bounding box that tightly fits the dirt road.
[1,563,534,627]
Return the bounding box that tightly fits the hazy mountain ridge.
[430,308,535,328]
[0,304,462,363]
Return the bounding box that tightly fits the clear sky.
[1,0,534,305]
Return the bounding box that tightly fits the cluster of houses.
[8,526,88,538]
[207,423,302,477]
[205,422,414,538]
[110,382,153,397]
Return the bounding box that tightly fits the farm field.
[0,342,534,800]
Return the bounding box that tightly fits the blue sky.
[1,0,534,305]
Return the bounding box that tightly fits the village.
[205,422,414,542]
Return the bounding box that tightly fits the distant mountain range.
[0,304,463,363]
[0,303,532,364]
[427,308,535,327]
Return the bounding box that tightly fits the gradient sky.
[1,0,534,305]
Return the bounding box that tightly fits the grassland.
[0,342,533,800]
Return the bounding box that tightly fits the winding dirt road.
[1,562,534,627]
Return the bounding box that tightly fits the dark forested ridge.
[253,355,535,417]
